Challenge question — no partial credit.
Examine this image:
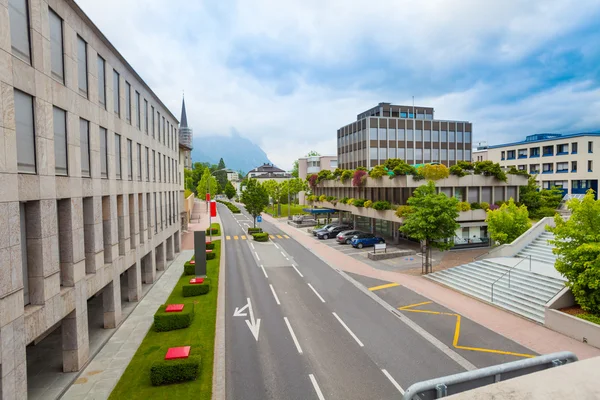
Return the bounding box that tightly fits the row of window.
[339,128,472,146]
[357,148,472,163]
[15,89,179,183]
[513,161,593,174]
[501,141,594,160]
[8,0,177,152]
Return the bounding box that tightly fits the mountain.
[191,130,273,174]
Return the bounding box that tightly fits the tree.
[197,167,218,199]
[184,169,195,192]
[214,158,228,192]
[519,176,543,212]
[241,179,269,227]
[262,180,283,214]
[291,160,299,178]
[486,198,531,245]
[550,190,600,314]
[399,181,460,274]
[306,150,321,157]
[540,186,564,209]
[224,181,236,199]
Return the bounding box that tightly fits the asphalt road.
[223,205,536,399]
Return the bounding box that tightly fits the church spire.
[180,95,188,128]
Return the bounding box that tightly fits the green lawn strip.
[264,204,308,217]
[109,240,221,400]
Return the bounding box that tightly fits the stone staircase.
[427,259,565,323]
[516,231,557,264]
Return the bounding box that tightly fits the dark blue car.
[351,233,385,249]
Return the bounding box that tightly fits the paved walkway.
[182,200,220,250]
[262,213,600,360]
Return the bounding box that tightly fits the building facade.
[247,163,291,182]
[337,102,473,170]
[487,133,600,197]
[1,1,182,398]
[298,155,337,204]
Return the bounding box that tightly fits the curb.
[212,211,226,400]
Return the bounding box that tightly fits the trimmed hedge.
[206,243,215,250]
[153,303,195,332]
[248,227,263,234]
[252,232,269,242]
[207,228,219,235]
[217,199,241,213]
[182,279,211,297]
[206,252,216,260]
[150,356,201,386]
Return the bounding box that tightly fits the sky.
[77,0,600,171]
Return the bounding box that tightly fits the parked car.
[312,223,340,236]
[336,230,363,244]
[351,233,385,249]
[317,224,354,240]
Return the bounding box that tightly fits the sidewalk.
[262,213,600,360]
[182,200,215,250]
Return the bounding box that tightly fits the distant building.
[247,163,291,182]
[472,149,488,162]
[178,96,193,169]
[298,155,338,204]
[487,133,600,197]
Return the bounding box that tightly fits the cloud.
[76,0,600,170]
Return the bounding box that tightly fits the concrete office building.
[337,102,473,169]
[0,0,182,398]
[297,155,337,204]
[487,133,600,197]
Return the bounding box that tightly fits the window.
[464,132,471,143]
[501,151,505,160]
[407,129,414,141]
[557,143,568,154]
[415,130,422,141]
[432,130,439,142]
[113,70,120,115]
[398,129,405,141]
[542,163,553,173]
[163,154,166,179]
[589,160,593,172]
[572,161,577,172]
[572,142,578,154]
[152,150,156,181]
[49,9,64,82]
[530,147,540,157]
[379,147,387,159]
[100,127,108,178]
[378,127,387,140]
[369,147,377,160]
[14,90,36,173]
[441,131,447,142]
[115,134,122,179]
[77,36,88,97]
[125,82,131,122]
[151,106,155,137]
[589,141,593,153]
[9,0,31,63]
[400,112,407,118]
[162,117,166,144]
[518,149,527,158]
[440,148,447,161]
[448,131,455,142]
[53,107,67,175]
[556,162,568,173]
[530,164,540,174]
[127,139,133,180]
[448,149,455,161]
[154,193,157,234]
[80,119,90,177]
[388,128,396,140]
[144,100,148,133]
[424,130,431,141]
[97,56,106,107]
[137,143,142,181]
[157,111,161,140]
[146,147,150,181]
[507,150,515,160]
[456,131,463,142]
[543,145,553,156]
[135,91,141,129]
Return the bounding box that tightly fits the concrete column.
[127,262,142,302]
[102,280,122,329]
[174,231,181,254]
[166,236,174,261]
[155,243,166,271]
[58,198,86,287]
[142,251,156,284]
[0,317,27,400]
[117,195,126,256]
[84,197,103,273]
[62,281,89,372]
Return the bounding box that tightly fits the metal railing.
[490,255,532,302]
[402,351,578,399]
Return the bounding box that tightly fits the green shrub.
[480,202,490,211]
[252,232,269,242]
[206,243,215,250]
[470,202,482,210]
[340,197,349,204]
[216,199,241,213]
[368,165,387,178]
[184,262,195,275]
[395,205,413,218]
[449,164,467,177]
[319,194,327,202]
[326,196,335,202]
[206,252,216,260]
[153,303,195,332]
[316,169,334,183]
[364,200,373,208]
[495,200,506,207]
[346,198,355,205]
[372,201,391,210]
[248,227,263,234]
[530,207,557,219]
[474,161,507,182]
[150,356,201,386]
[207,228,219,235]
[578,313,600,325]
[457,201,471,211]
[182,280,211,297]
[184,188,193,198]
[340,170,353,183]
[307,195,316,202]
[353,198,366,207]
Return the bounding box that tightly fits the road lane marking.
[241,235,247,240]
[255,252,261,261]
[250,242,255,250]
[269,284,280,305]
[260,264,268,278]
[276,235,283,239]
[270,235,275,239]
[284,317,303,354]
[309,374,325,400]
[291,264,304,277]
[226,236,231,240]
[369,282,400,291]
[234,236,239,240]
[274,243,279,249]
[399,302,536,358]
[283,235,290,239]
[308,283,326,303]
[382,369,404,394]
[332,312,364,347]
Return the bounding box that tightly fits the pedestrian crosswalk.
[225,234,292,241]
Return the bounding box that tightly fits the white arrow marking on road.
[234,298,261,341]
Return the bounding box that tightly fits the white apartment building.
[1,0,183,398]
[297,155,337,204]
[487,133,600,198]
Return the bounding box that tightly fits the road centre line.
[382,369,404,394]
[255,252,261,261]
[307,283,326,303]
[250,242,255,250]
[269,284,280,305]
[291,264,304,277]
[284,317,303,354]
[281,251,287,257]
[309,374,326,400]
[332,312,364,347]
[260,264,268,278]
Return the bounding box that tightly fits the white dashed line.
[250,242,255,250]
[332,312,364,347]
[307,283,325,303]
[284,317,303,354]
[269,284,280,305]
[255,252,261,261]
[260,264,268,278]
[382,369,405,394]
[291,264,304,277]
[309,374,325,400]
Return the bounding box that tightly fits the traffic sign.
[257,215,262,223]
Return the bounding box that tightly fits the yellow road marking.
[283,235,290,239]
[398,302,536,358]
[226,236,231,240]
[270,235,275,239]
[368,282,400,292]
[241,235,247,240]
[276,235,283,239]
[233,236,239,240]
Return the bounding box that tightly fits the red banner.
[210,200,217,217]
[206,193,211,202]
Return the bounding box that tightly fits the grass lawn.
[264,204,308,217]
[210,222,220,232]
[109,240,221,400]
